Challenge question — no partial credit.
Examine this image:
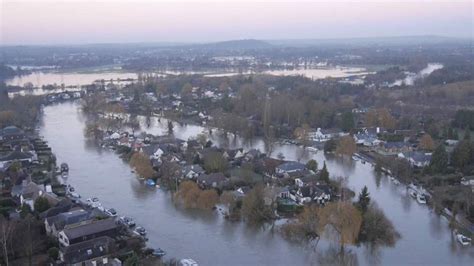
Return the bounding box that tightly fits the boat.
[180,259,198,266]
[133,226,147,236]
[69,192,81,198]
[456,233,472,246]
[60,163,69,173]
[409,189,417,198]
[146,179,156,187]
[105,208,117,217]
[305,146,318,152]
[152,248,166,257]
[416,194,427,204]
[86,197,102,208]
[119,216,135,227]
[351,155,359,161]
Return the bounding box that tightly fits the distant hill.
[194,39,273,50]
[268,35,471,47]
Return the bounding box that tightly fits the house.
[295,185,331,204]
[182,164,205,179]
[11,181,44,211]
[185,139,203,151]
[461,176,474,191]
[308,128,348,142]
[140,144,164,160]
[0,126,26,142]
[276,161,306,175]
[232,186,251,200]
[379,141,413,155]
[223,149,244,161]
[295,175,319,188]
[0,150,34,168]
[58,218,119,247]
[353,128,381,147]
[59,236,117,266]
[398,151,432,168]
[45,208,93,237]
[196,173,227,189]
[244,149,261,161]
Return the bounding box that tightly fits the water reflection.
[316,245,359,266]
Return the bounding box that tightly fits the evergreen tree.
[430,144,448,173]
[320,161,330,183]
[341,112,355,132]
[357,186,371,213]
[453,140,471,169]
[306,159,318,172]
[34,197,50,213]
[464,127,471,141]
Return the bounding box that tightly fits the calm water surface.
[40,102,474,265]
[9,66,370,88]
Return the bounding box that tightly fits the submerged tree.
[336,135,357,157]
[130,152,155,178]
[358,203,400,247]
[319,201,362,252]
[357,186,371,213]
[306,159,318,172]
[241,185,273,225]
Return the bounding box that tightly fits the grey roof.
[141,144,160,157]
[197,173,226,185]
[0,151,33,162]
[1,126,24,136]
[182,164,204,174]
[63,218,117,240]
[46,209,92,230]
[60,236,115,264]
[404,151,432,163]
[384,142,411,149]
[277,161,306,172]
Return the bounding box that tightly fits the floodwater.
[5,71,138,87]
[39,102,474,265]
[263,67,373,79]
[8,66,371,89]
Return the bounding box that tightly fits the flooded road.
[40,102,474,265]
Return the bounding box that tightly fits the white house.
[308,128,348,142]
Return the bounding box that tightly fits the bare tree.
[0,217,15,266]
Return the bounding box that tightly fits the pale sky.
[0,0,472,45]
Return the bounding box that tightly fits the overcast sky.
[1,0,472,45]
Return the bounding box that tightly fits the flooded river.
[7,66,370,89]
[40,102,473,265]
